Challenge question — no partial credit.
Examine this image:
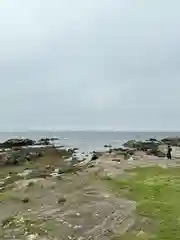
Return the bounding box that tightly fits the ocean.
[0,131,179,152]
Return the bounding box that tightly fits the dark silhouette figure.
[91,151,98,161]
[167,145,172,159]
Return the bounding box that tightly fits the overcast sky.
[0,0,180,131]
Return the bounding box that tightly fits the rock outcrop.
[123,139,165,157]
[123,139,161,151]
[36,138,51,145]
[161,137,180,146]
[0,138,35,149]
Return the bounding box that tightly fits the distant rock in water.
[49,137,60,141]
[36,138,51,145]
[0,136,60,149]
[104,144,112,148]
[149,138,159,142]
[37,137,60,144]
[0,138,35,149]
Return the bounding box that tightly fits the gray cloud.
[0,0,180,131]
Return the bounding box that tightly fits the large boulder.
[161,137,180,146]
[123,140,140,149]
[0,148,43,166]
[123,139,163,158]
[123,139,160,151]
[0,152,9,165]
[147,149,166,157]
[36,138,51,145]
[104,144,112,148]
[110,147,136,156]
[0,138,35,149]
[140,140,160,151]
[0,150,26,165]
[49,137,60,141]
[36,137,60,145]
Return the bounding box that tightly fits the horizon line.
[0,129,180,133]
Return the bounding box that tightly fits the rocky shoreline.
[0,137,102,168]
[0,136,179,167]
[104,136,180,160]
[0,136,179,239]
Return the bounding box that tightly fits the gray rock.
[161,137,180,146]
[123,139,160,152]
[21,197,30,203]
[57,196,66,204]
[112,159,121,162]
[0,138,35,149]
[36,138,51,145]
[104,145,112,148]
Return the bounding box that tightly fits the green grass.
[102,167,180,240]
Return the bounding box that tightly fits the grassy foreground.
[102,167,180,240]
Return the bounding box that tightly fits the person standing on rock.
[167,145,172,160]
